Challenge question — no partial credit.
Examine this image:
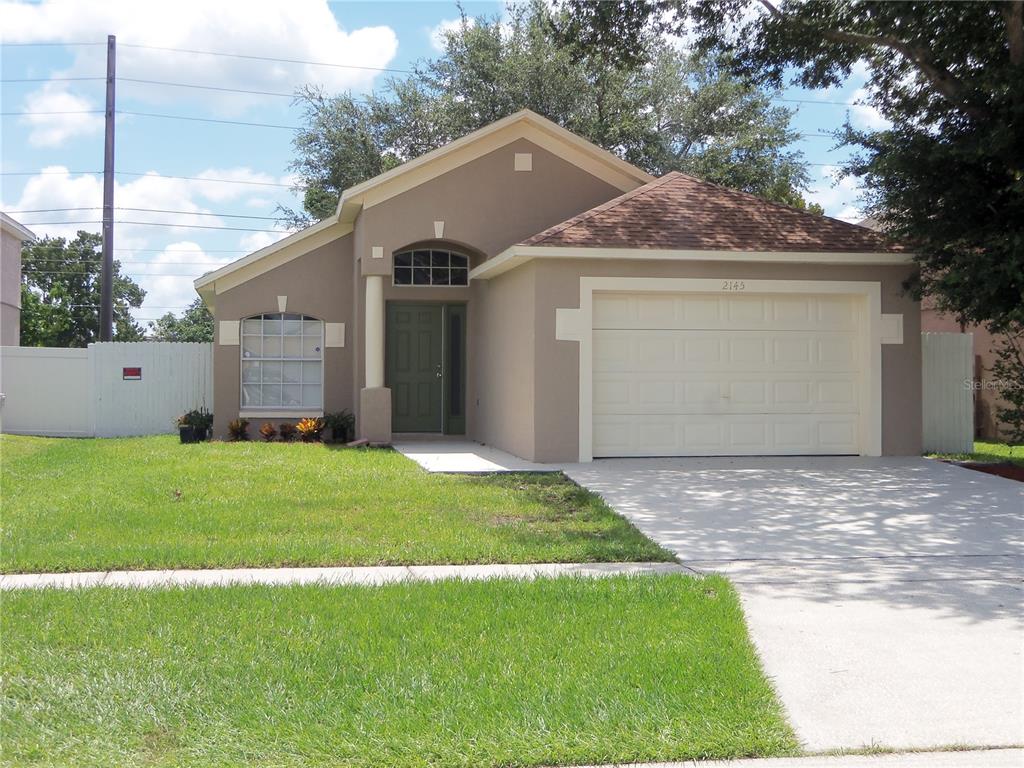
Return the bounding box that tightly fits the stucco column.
[359,274,390,442]
[365,274,384,388]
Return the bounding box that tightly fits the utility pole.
[100,34,116,341]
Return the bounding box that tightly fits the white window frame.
[392,249,470,287]
[239,312,324,412]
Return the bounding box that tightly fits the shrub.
[322,410,355,442]
[259,422,278,442]
[296,417,323,442]
[227,418,250,441]
[278,423,297,442]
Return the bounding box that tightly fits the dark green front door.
[387,304,443,432]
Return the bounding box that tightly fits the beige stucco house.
[1,213,36,347]
[196,110,919,462]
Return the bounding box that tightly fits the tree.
[20,231,145,347]
[148,297,214,342]
[991,326,1024,449]
[555,0,1024,332]
[283,0,815,227]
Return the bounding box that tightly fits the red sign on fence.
[122,367,142,380]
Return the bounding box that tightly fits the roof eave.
[470,245,915,280]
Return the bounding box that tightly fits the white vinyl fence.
[0,342,212,438]
[921,332,974,454]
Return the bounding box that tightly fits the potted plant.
[227,418,249,441]
[322,410,355,443]
[184,407,213,442]
[296,417,323,443]
[177,413,197,444]
[259,422,277,442]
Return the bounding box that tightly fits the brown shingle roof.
[520,171,904,253]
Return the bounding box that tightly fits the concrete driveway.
[562,456,1024,752]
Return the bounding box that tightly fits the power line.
[17,219,287,232]
[24,269,216,277]
[117,109,300,129]
[115,171,304,188]
[1,109,103,116]
[0,169,102,176]
[0,41,104,47]
[1,76,105,84]
[117,42,415,75]
[118,77,296,99]
[8,205,284,221]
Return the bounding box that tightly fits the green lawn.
[2,575,797,768]
[0,435,671,573]
[928,440,1024,466]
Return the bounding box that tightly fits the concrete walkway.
[562,456,1024,753]
[0,561,687,590]
[394,440,556,472]
[570,749,1023,768]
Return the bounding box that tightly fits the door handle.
[435,364,442,379]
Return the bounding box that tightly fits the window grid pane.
[239,313,322,409]
[393,250,470,287]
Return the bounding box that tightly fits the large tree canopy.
[148,297,213,342]
[556,0,1024,332]
[20,231,145,347]
[284,0,818,226]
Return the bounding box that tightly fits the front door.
[387,303,443,432]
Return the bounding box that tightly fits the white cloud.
[848,86,891,131]
[134,241,234,321]
[3,0,398,125]
[239,230,289,253]
[2,166,294,318]
[20,82,104,147]
[806,165,863,222]
[429,17,474,52]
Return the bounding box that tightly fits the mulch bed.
[952,462,1024,482]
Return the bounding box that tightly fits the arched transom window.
[393,249,469,286]
[241,313,322,409]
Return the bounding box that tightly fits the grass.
[927,440,1024,466]
[1,575,797,767]
[0,435,671,573]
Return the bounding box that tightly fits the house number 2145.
[721,280,746,291]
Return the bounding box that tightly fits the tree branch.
[755,0,989,121]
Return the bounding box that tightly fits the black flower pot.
[179,425,197,444]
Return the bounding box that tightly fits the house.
[1,213,36,347]
[195,110,919,462]
[858,217,1007,441]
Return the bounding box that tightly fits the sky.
[0,0,887,327]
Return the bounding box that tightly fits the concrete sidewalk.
[569,749,1023,768]
[0,561,688,590]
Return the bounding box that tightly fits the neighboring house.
[196,110,918,462]
[0,213,35,347]
[859,218,1008,440]
[921,299,1009,440]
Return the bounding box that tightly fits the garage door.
[592,292,863,457]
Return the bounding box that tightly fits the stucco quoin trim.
[472,246,914,281]
[555,277,884,463]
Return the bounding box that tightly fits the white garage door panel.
[594,373,859,415]
[592,292,863,457]
[593,293,858,331]
[594,330,859,372]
